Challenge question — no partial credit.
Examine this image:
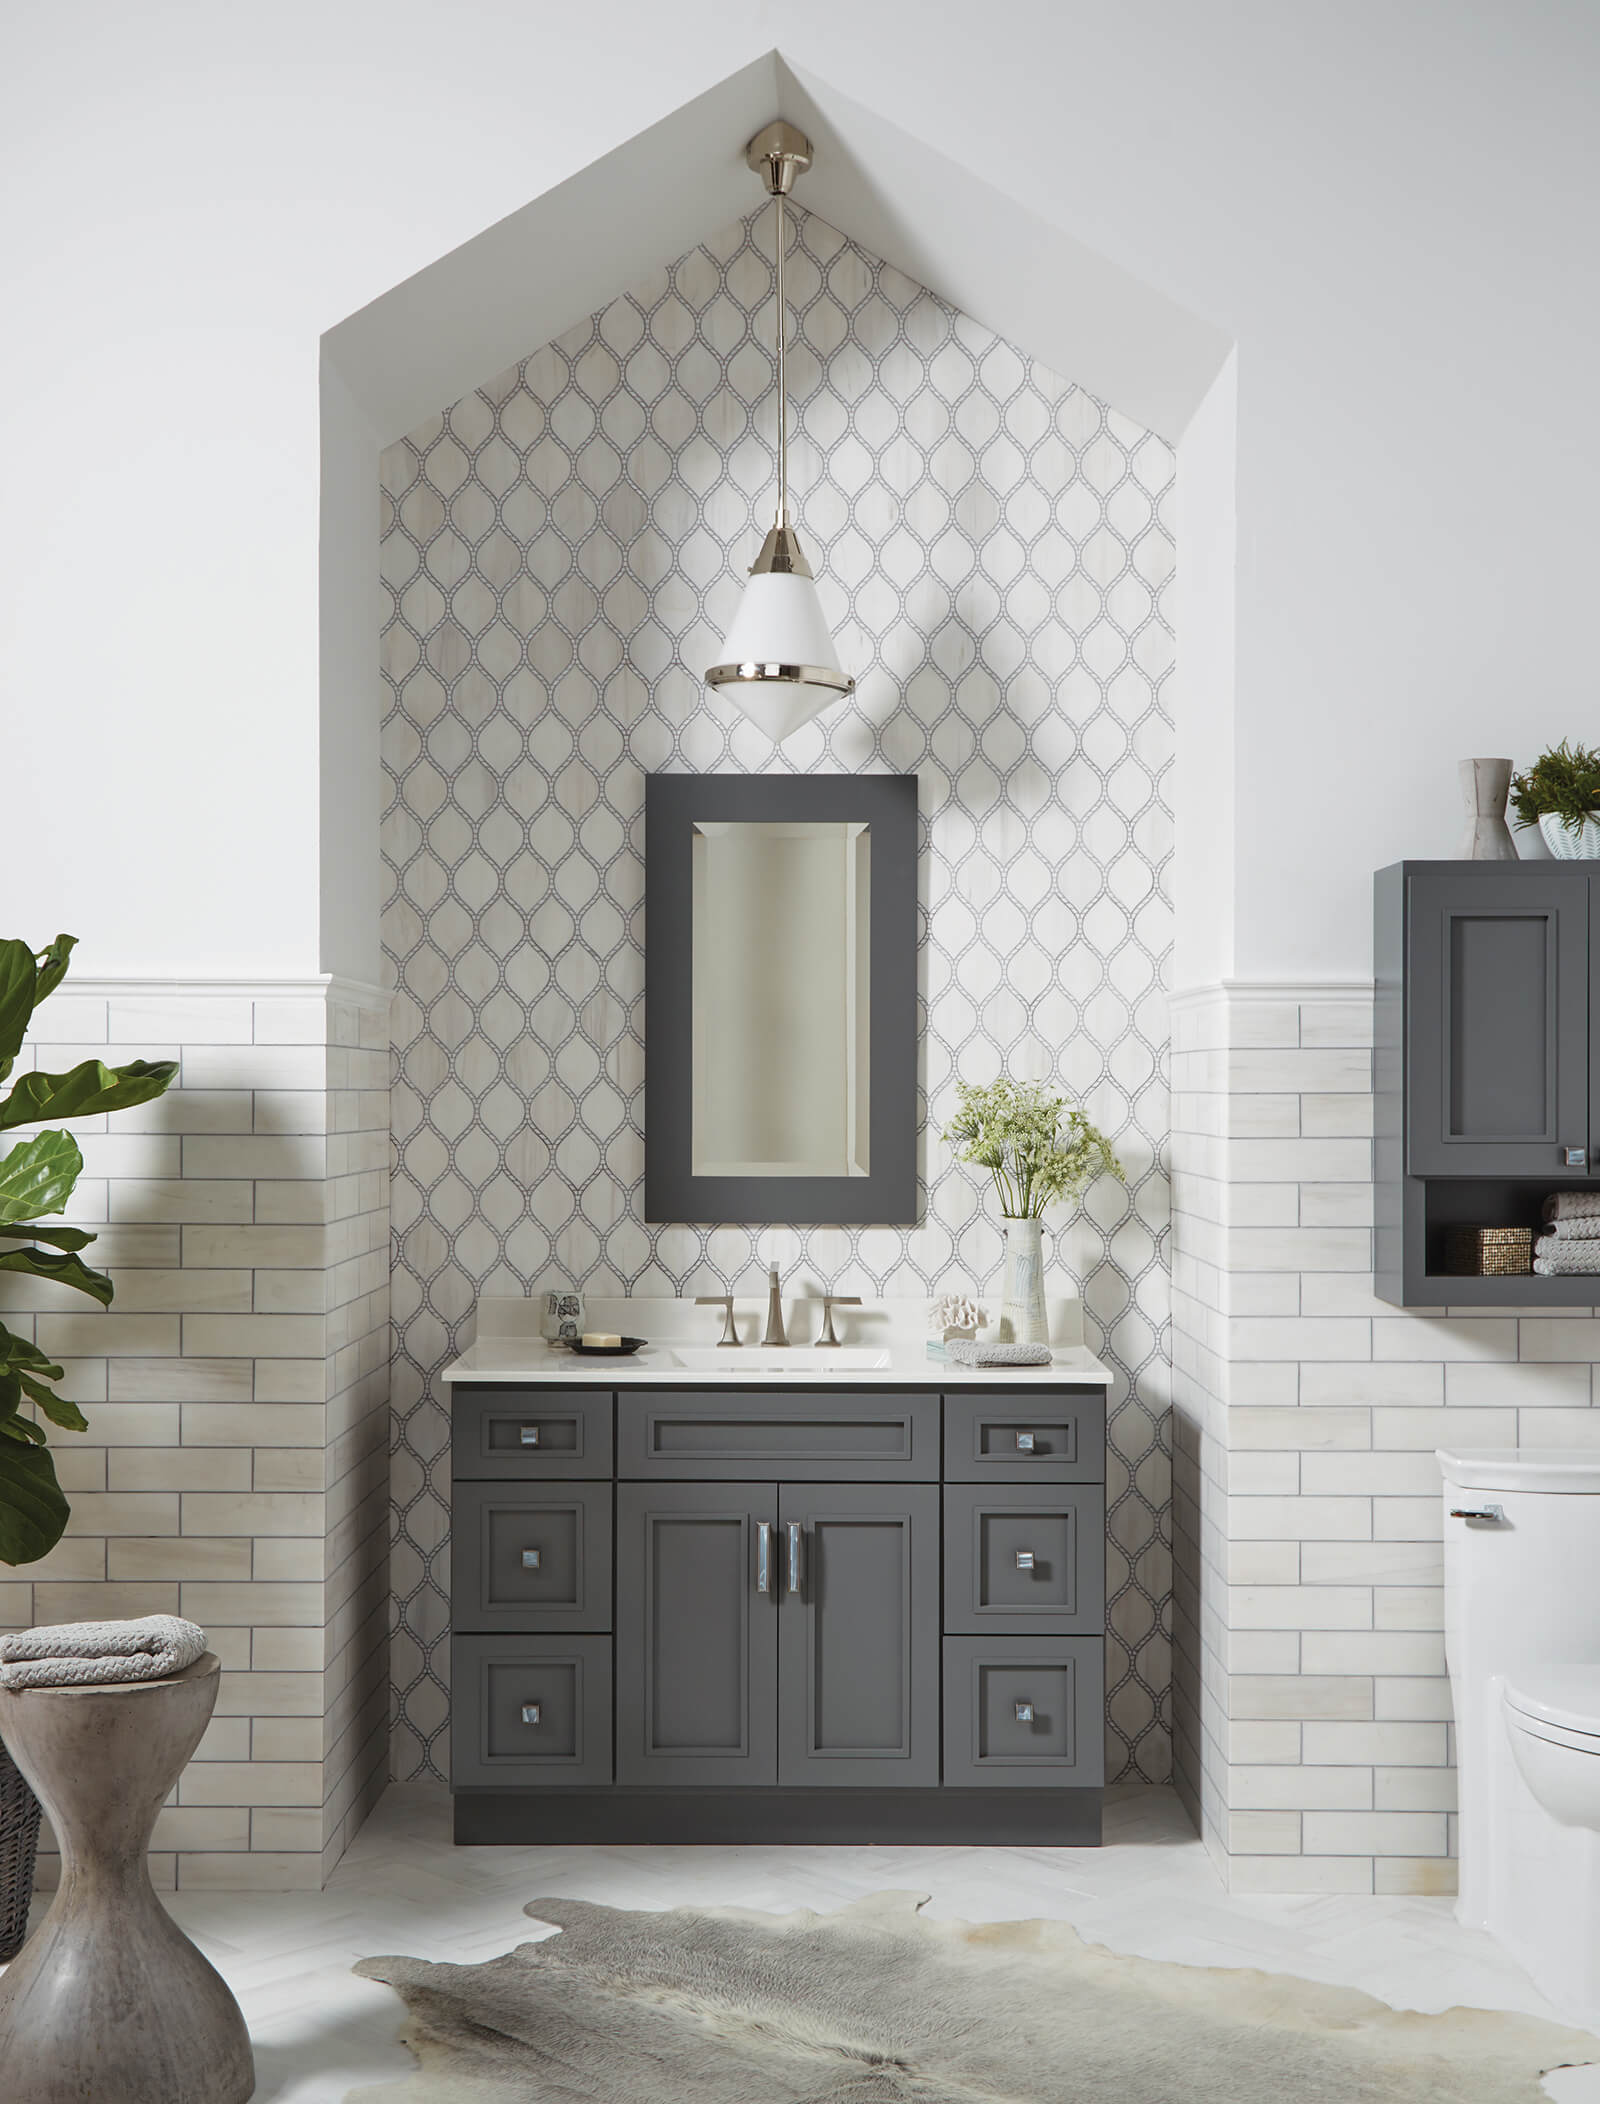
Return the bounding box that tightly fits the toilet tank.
[1440,1448,1600,1924]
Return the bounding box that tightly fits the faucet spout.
[761,1263,789,1347]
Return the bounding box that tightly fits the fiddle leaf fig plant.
[0,936,177,1564]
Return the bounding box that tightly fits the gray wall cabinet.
[1377,862,1600,1307]
[451,1380,1107,1844]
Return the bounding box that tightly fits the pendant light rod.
[775,183,788,527]
[745,120,811,531]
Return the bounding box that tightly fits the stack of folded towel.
[0,1614,207,1691]
[1534,1193,1600,1276]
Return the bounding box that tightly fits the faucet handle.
[814,1293,861,1348]
[694,1294,741,1347]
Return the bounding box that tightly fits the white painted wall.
[4,1,1596,979]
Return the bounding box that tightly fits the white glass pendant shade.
[706,566,855,743]
[703,120,853,742]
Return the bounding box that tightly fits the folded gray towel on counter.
[1544,1192,1600,1224]
[1534,1235,1600,1277]
[0,1614,207,1690]
[945,1339,1055,1367]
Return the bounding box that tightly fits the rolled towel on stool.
[0,1614,207,1690]
[945,1339,1055,1367]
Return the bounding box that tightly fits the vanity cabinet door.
[776,1482,940,1788]
[615,1481,778,1787]
[1406,864,1589,1177]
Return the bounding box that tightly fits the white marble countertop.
[441,1294,1115,1388]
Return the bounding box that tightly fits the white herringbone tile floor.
[38,1783,1600,2100]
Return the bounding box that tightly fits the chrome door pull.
[520,1703,542,1726]
[1015,1432,1036,1453]
[1564,1147,1588,1168]
[756,1521,773,1594]
[519,1425,541,1447]
[1014,1701,1034,1724]
[521,1548,542,1569]
[786,1520,805,1598]
[1450,1504,1504,1523]
[1015,1549,1035,1571]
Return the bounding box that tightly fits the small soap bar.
[582,1332,622,1349]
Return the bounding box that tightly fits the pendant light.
[705,120,855,741]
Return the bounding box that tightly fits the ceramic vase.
[1458,758,1517,861]
[1538,811,1600,861]
[999,1216,1048,1346]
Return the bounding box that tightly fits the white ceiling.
[323,48,1230,446]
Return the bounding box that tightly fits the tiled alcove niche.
[380,205,1175,1784]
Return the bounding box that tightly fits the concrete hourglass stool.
[0,1652,254,2103]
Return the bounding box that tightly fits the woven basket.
[0,1737,42,1961]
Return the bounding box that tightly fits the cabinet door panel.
[616,1481,777,1786]
[777,1482,939,1787]
[1407,865,1588,1176]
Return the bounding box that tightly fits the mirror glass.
[690,819,871,1178]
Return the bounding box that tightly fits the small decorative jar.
[541,1289,584,1347]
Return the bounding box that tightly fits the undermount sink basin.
[651,1345,893,1373]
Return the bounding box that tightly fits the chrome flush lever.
[1450,1504,1505,1523]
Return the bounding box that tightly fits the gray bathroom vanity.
[443,1303,1112,1845]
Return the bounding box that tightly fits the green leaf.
[32,935,77,1007]
[18,1371,87,1433]
[0,1245,112,1306]
[0,1442,69,1564]
[0,941,37,1082]
[0,1328,65,1384]
[0,1130,82,1224]
[0,1057,178,1134]
[0,1223,95,1253]
[0,1415,47,1446]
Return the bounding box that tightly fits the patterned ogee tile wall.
[1171,983,1600,1894]
[380,204,1176,1784]
[1,984,390,1889]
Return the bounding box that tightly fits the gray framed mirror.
[644,772,918,1224]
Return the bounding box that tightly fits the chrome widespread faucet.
[761,1263,788,1347]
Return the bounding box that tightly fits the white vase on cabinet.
[998,1216,1049,1345]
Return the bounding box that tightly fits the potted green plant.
[1511,741,1600,860]
[942,1077,1125,1344]
[0,935,176,1957]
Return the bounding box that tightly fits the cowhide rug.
[351,1889,1598,2103]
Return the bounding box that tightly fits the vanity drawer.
[942,1391,1105,1482]
[617,1392,939,1481]
[942,1636,1104,1789]
[451,1634,613,1789]
[452,1480,613,1633]
[943,1484,1104,1635]
[452,1388,613,1480]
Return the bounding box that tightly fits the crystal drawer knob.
[1015,1549,1035,1571]
[1015,1432,1035,1453]
[520,1425,540,1447]
[1014,1701,1034,1724]
[1564,1146,1588,1168]
[521,1548,542,1569]
[520,1703,542,1726]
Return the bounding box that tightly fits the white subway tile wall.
[379,204,1176,1785]
[1,984,390,1889]
[1171,983,1599,1896]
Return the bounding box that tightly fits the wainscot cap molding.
[61,975,394,1008]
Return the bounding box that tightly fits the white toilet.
[1441,1447,1600,2022]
